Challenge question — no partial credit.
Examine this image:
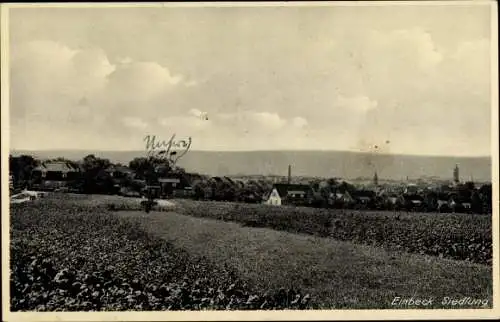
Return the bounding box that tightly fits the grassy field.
[10,193,493,309]
[156,199,492,265]
[117,210,493,309]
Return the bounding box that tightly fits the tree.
[310,181,320,192]
[129,157,152,179]
[455,183,472,201]
[82,154,111,171]
[129,156,173,180]
[214,181,235,201]
[471,190,483,214]
[192,180,209,200]
[327,178,339,187]
[464,181,475,191]
[9,155,40,188]
[318,185,331,208]
[338,181,355,194]
[81,154,114,194]
[424,191,438,212]
[240,184,259,203]
[479,184,492,214]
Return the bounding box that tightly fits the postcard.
[2,1,498,321]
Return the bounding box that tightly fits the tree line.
[9,154,186,195]
[9,154,492,214]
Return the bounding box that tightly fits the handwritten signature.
[144,134,192,164]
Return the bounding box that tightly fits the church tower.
[453,164,460,184]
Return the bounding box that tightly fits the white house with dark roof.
[265,183,311,206]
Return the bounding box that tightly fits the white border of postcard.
[1,1,499,321]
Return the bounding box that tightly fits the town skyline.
[9,148,492,183]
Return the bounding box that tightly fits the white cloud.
[376,28,443,69]
[209,111,292,134]
[188,108,208,119]
[105,61,182,104]
[336,95,378,113]
[248,112,287,130]
[185,80,199,87]
[10,40,191,138]
[158,113,212,135]
[446,39,490,95]
[292,116,308,129]
[10,41,116,124]
[11,40,77,67]
[122,117,148,130]
[117,56,133,65]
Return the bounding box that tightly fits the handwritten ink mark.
[144,134,192,166]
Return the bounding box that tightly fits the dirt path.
[116,210,493,309]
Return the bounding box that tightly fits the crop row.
[10,200,313,311]
[36,193,493,265]
[167,200,492,265]
[102,197,492,265]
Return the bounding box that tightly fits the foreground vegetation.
[10,197,313,311]
[103,196,492,265]
[163,200,492,265]
[115,209,493,309]
[11,194,493,309]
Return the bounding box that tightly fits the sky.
[7,3,494,156]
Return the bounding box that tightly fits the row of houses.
[18,160,250,199]
[265,183,375,207]
[17,160,491,214]
[264,182,484,213]
[24,160,194,198]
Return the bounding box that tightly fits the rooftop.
[273,183,311,197]
[34,161,79,173]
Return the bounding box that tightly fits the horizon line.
[10,148,492,159]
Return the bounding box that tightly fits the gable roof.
[223,176,236,185]
[211,176,223,183]
[35,161,79,173]
[273,184,311,198]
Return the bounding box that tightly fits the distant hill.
[10,149,492,182]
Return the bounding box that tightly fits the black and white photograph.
[2,1,498,320]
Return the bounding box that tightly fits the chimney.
[288,164,292,184]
